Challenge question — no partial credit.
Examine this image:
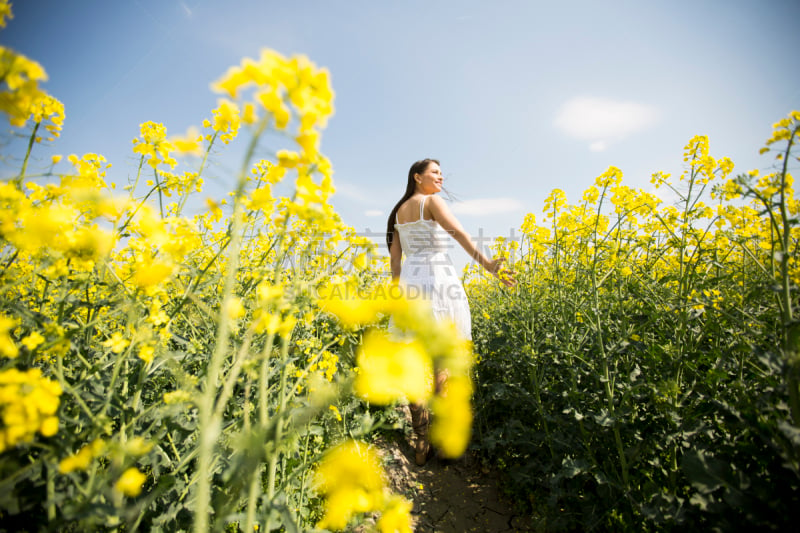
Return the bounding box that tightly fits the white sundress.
[393,195,472,340]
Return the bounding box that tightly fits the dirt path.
[365,410,532,532]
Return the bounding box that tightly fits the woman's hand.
[487,258,517,288]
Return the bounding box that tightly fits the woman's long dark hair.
[386,159,439,250]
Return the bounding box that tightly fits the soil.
[363,408,534,533]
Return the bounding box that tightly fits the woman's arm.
[427,195,514,285]
[389,235,402,281]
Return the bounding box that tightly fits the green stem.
[194,199,245,533]
[46,463,55,521]
[297,429,313,523]
[245,467,262,533]
[591,184,629,487]
[153,168,165,218]
[17,121,40,185]
[778,126,800,426]
[98,342,133,420]
[193,120,260,531]
[265,337,292,532]
[777,128,797,331]
[259,334,276,426]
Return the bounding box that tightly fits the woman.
[386,158,515,465]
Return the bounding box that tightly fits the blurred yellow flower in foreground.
[354,331,433,405]
[59,439,105,474]
[429,375,473,458]
[377,495,414,533]
[0,314,18,358]
[0,368,62,452]
[169,126,203,156]
[0,0,12,28]
[115,467,147,497]
[314,440,385,531]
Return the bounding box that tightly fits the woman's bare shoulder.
[426,194,450,212]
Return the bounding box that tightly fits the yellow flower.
[0,0,12,29]
[377,495,414,533]
[247,185,273,212]
[20,331,45,351]
[39,416,59,437]
[29,93,65,140]
[329,404,342,421]
[314,440,385,531]
[115,467,147,497]
[252,308,296,337]
[595,166,623,188]
[0,314,19,358]
[317,282,388,328]
[205,197,225,222]
[59,440,105,474]
[132,121,177,169]
[163,390,193,404]
[354,331,433,405]
[276,149,299,169]
[102,331,129,354]
[132,257,174,288]
[0,45,48,128]
[138,344,155,364]
[125,437,154,456]
[0,368,62,452]
[429,375,473,458]
[224,297,245,321]
[209,98,240,144]
[169,126,203,156]
[241,102,258,124]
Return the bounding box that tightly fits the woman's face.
[415,162,443,194]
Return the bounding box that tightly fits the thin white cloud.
[554,97,659,151]
[451,197,523,216]
[179,1,193,17]
[364,209,383,217]
[332,181,372,203]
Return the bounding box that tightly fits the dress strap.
[419,196,426,221]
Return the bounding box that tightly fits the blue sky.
[3,0,799,268]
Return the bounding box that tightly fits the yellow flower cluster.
[0,367,61,452]
[296,337,341,382]
[58,439,105,473]
[132,121,177,169]
[163,389,193,405]
[28,93,65,141]
[0,0,12,28]
[211,49,334,134]
[203,99,240,144]
[1,160,116,269]
[0,313,17,358]
[762,110,800,155]
[354,331,433,404]
[0,13,64,140]
[115,467,147,497]
[210,49,339,232]
[319,281,475,458]
[0,46,48,128]
[314,440,412,532]
[169,126,203,156]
